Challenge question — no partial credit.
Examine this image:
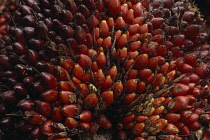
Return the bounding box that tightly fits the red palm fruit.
[101,75,112,89]
[95,0,105,12]
[125,79,138,93]
[200,114,210,124]
[77,83,89,96]
[59,25,74,39]
[132,2,143,17]
[117,47,127,61]
[108,0,120,17]
[128,51,139,59]
[153,97,165,107]
[128,69,138,79]
[136,82,145,94]
[150,118,168,135]
[23,76,35,87]
[125,9,134,23]
[77,54,92,68]
[168,96,190,111]
[74,26,87,44]
[102,36,112,49]
[134,54,148,70]
[99,20,109,38]
[87,49,98,60]
[24,111,46,125]
[16,120,33,132]
[124,93,136,104]
[101,91,114,106]
[17,100,35,111]
[106,17,114,29]
[132,17,144,25]
[91,61,99,72]
[96,114,106,126]
[83,93,98,109]
[119,3,128,17]
[40,89,58,102]
[114,30,122,41]
[88,122,99,134]
[138,68,152,80]
[128,24,140,36]
[135,115,148,123]
[188,74,200,83]
[178,125,191,135]
[152,106,165,115]
[108,65,117,79]
[75,44,88,54]
[124,59,135,70]
[60,57,74,72]
[166,70,176,82]
[14,83,28,98]
[148,57,158,70]
[180,63,194,74]
[195,64,209,78]
[164,113,180,124]
[115,16,126,29]
[146,73,154,84]
[153,73,163,86]
[82,71,91,83]
[77,4,90,18]
[171,34,185,47]
[65,117,78,129]
[38,72,57,89]
[96,52,107,67]
[94,69,105,86]
[59,91,76,104]
[123,114,135,123]
[171,83,189,96]
[86,33,93,46]
[30,126,41,139]
[117,34,128,48]
[54,66,68,81]
[57,81,73,91]
[41,120,55,133]
[187,121,201,131]
[65,1,77,14]
[35,100,52,117]
[51,107,63,122]
[139,24,148,34]
[163,123,179,134]
[150,115,161,124]
[72,64,84,80]
[86,15,99,31]
[36,61,55,75]
[135,137,146,140]
[160,62,169,75]
[184,53,198,67]
[113,81,124,97]
[76,110,92,122]
[132,123,145,136]
[62,104,79,117]
[184,24,200,39]
[181,111,199,125]
[130,41,141,51]
[78,122,90,131]
[179,77,190,84]
[150,18,164,29]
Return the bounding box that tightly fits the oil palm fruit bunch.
[0,0,210,139]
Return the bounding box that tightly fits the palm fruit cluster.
[0,0,19,38]
[0,0,210,139]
